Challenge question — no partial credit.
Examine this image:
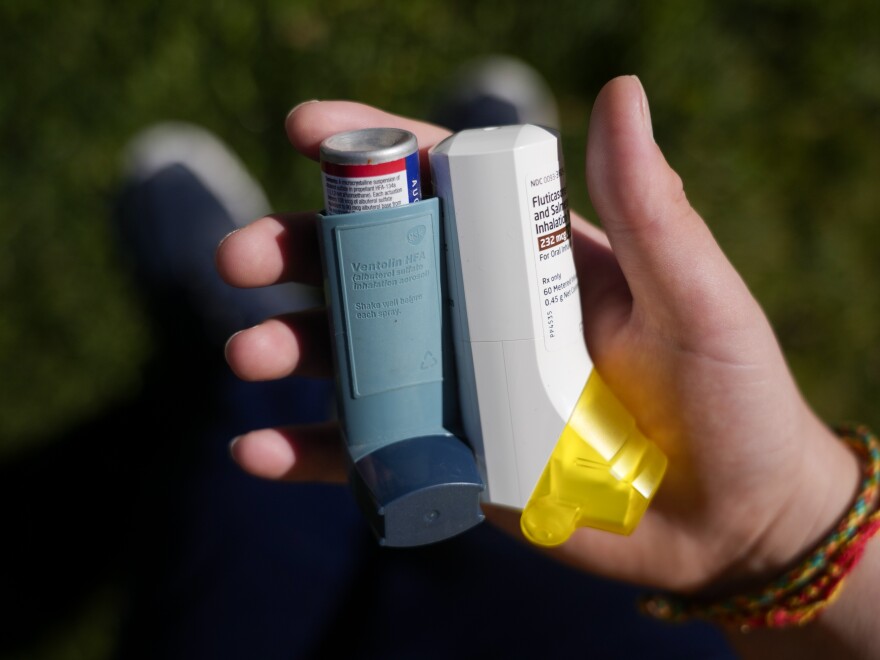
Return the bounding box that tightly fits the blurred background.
[1,0,878,657]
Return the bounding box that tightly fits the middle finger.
[225,307,332,381]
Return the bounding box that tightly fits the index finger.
[218,104,449,291]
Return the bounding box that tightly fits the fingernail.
[217,228,239,250]
[286,99,319,122]
[229,435,242,454]
[224,326,257,365]
[631,76,653,139]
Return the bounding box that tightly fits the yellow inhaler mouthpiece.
[521,372,667,547]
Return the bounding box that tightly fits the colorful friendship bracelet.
[640,424,880,632]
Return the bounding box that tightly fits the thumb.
[586,76,753,341]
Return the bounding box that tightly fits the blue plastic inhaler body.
[317,197,484,547]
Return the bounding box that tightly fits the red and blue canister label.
[322,150,421,215]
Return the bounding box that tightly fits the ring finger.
[225,307,333,381]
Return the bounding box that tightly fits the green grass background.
[1,0,879,656]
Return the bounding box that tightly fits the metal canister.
[319,128,421,215]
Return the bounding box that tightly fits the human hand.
[216,77,860,596]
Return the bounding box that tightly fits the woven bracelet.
[640,423,880,632]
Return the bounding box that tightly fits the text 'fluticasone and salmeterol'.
[527,166,582,351]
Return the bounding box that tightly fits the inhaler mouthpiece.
[521,372,668,546]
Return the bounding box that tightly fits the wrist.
[722,539,880,658]
[642,422,879,632]
[742,411,861,588]
[685,409,861,599]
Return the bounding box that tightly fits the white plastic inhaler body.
[430,125,666,546]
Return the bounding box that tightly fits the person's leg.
[112,123,365,660]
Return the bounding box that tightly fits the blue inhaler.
[316,128,484,547]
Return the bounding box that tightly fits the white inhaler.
[429,125,667,546]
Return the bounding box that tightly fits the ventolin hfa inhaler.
[430,125,667,546]
[316,128,484,548]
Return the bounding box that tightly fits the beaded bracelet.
[640,423,880,632]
